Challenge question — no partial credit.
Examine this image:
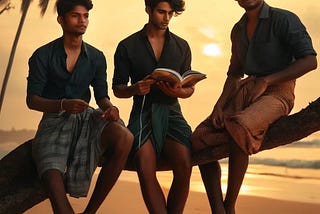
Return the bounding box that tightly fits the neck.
[245,2,263,21]
[146,23,166,38]
[63,34,83,50]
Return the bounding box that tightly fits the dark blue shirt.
[228,2,317,77]
[113,25,191,108]
[27,37,109,103]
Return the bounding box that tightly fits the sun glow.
[202,43,222,57]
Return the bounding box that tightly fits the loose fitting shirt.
[228,2,317,77]
[113,25,192,156]
[27,37,109,103]
[113,25,192,110]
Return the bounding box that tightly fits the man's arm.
[263,55,317,85]
[96,97,119,121]
[156,82,195,99]
[211,74,242,128]
[246,55,317,103]
[26,94,62,113]
[26,94,89,114]
[113,79,154,98]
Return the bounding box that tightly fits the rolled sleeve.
[112,43,131,87]
[281,12,317,59]
[27,50,48,96]
[92,51,109,102]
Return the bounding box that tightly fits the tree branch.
[0,98,319,213]
[0,3,14,15]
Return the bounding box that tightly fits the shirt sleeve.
[26,50,48,96]
[227,26,244,77]
[112,43,131,87]
[278,12,317,59]
[92,51,109,102]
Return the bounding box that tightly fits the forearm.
[263,55,317,85]
[96,97,114,111]
[215,75,241,110]
[26,94,63,113]
[113,84,136,98]
[177,86,194,99]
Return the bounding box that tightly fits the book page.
[181,74,207,87]
[153,68,182,80]
[148,68,206,87]
[181,70,206,78]
[181,70,207,87]
[149,68,182,86]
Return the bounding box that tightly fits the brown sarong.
[192,78,295,155]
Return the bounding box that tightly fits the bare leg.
[223,120,249,214]
[223,143,248,214]
[135,140,167,214]
[42,169,74,214]
[199,162,225,214]
[191,122,226,214]
[82,123,133,214]
[163,138,192,214]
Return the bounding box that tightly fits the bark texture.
[0,98,319,214]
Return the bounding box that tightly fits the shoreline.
[25,176,320,214]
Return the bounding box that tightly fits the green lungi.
[128,101,191,159]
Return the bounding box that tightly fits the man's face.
[148,2,174,30]
[58,5,89,36]
[235,0,264,11]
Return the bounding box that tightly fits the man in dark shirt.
[112,0,194,213]
[191,0,317,213]
[27,0,133,213]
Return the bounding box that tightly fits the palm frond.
[38,0,49,16]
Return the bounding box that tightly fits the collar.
[56,36,88,58]
[238,2,270,26]
[259,2,270,19]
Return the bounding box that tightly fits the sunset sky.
[0,0,319,140]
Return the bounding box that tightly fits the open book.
[146,68,207,87]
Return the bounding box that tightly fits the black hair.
[55,0,93,17]
[144,0,185,15]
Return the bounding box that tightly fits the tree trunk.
[0,98,319,214]
[0,0,31,113]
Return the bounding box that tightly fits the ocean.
[119,139,320,204]
[1,139,320,204]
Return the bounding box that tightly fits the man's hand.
[156,81,182,97]
[134,79,155,95]
[101,106,120,121]
[62,99,89,113]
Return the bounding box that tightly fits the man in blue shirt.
[191,1,317,213]
[27,0,133,213]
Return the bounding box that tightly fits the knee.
[121,128,134,145]
[114,126,134,148]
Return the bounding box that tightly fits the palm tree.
[0,0,49,113]
[0,0,14,14]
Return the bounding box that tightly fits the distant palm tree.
[0,0,49,113]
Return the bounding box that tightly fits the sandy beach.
[25,172,320,214]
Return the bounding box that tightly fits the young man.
[112,0,193,213]
[191,0,317,213]
[26,0,133,213]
